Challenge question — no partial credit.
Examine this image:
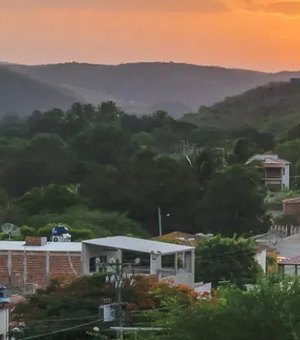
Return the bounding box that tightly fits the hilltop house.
[82,236,195,287]
[246,154,290,190]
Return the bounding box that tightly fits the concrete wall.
[255,250,267,273]
[0,309,8,340]
[283,202,300,224]
[282,164,290,189]
[163,273,194,286]
[0,250,81,289]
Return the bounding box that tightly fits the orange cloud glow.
[1,0,300,71]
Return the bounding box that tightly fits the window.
[161,254,175,269]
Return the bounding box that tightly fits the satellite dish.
[1,223,20,240]
[134,257,141,265]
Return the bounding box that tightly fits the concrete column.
[7,251,12,287]
[46,251,50,283]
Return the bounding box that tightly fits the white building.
[247,154,290,190]
[82,236,195,287]
[0,292,9,340]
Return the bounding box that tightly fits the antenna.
[1,223,20,240]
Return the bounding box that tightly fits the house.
[152,231,213,246]
[246,154,290,190]
[0,237,82,290]
[278,255,300,276]
[82,236,195,287]
[255,232,300,276]
[283,197,300,224]
[152,231,197,246]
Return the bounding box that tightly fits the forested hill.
[183,80,300,134]
[9,62,300,117]
[0,67,77,115]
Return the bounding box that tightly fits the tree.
[197,165,269,236]
[98,101,122,123]
[24,205,144,238]
[158,276,300,340]
[11,275,198,340]
[195,235,261,287]
[17,184,82,214]
[232,137,254,163]
[0,133,74,195]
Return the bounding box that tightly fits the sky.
[1,0,300,71]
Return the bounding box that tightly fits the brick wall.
[283,202,300,223]
[0,250,82,289]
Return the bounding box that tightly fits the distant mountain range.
[2,61,300,118]
[0,66,76,115]
[183,79,300,134]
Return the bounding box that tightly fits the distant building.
[246,154,290,190]
[0,237,82,290]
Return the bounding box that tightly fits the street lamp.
[157,207,170,236]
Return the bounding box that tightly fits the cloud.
[0,0,229,13]
[266,1,300,15]
[228,0,300,15]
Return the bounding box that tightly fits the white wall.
[255,250,267,273]
[282,164,290,189]
[164,273,194,286]
[0,308,8,340]
[150,253,161,275]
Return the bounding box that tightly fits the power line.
[19,319,103,340]
[24,314,99,324]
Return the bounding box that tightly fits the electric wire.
[18,319,103,340]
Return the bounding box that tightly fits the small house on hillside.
[246,154,290,190]
[82,236,195,287]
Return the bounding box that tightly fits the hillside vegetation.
[183,80,300,134]
[0,67,77,115]
[9,62,299,117]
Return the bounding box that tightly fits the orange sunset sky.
[1,0,300,71]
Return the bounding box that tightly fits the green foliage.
[264,189,300,211]
[184,81,300,134]
[37,223,94,241]
[25,206,145,238]
[17,184,82,214]
[160,276,300,340]
[195,235,261,287]
[0,100,282,237]
[197,165,269,236]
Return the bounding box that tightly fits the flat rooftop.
[0,241,82,252]
[83,236,195,255]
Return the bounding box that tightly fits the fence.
[270,225,300,237]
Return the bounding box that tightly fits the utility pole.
[105,258,139,339]
[115,259,123,340]
[158,207,162,236]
